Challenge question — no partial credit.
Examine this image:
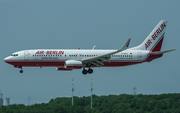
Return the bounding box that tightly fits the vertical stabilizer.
[131,20,167,51]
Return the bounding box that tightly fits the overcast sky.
[0,0,179,105]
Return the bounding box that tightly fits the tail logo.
[145,22,166,50]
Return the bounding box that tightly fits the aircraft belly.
[6,60,65,67]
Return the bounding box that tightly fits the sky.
[0,0,179,105]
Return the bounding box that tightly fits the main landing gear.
[82,68,93,75]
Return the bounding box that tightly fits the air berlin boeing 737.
[4,20,175,74]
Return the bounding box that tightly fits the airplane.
[4,20,175,75]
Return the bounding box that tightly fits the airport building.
[0,93,10,106]
[3,98,10,106]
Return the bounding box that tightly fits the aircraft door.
[24,51,29,60]
[138,52,142,60]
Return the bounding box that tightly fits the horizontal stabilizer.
[150,49,176,55]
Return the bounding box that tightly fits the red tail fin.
[130,20,167,52]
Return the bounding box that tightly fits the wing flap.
[95,60,104,65]
[91,62,101,67]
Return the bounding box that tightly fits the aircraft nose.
[4,56,10,62]
[4,57,8,62]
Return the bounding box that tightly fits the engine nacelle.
[56,67,73,71]
[64,60,82,69]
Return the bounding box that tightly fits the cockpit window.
[11,54,18,56]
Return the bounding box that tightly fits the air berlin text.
[145,22,166,50]
[35,51,64,55]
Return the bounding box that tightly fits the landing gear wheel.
[82,69,88,75]
[88,69,93,74]
[20,70,23,73]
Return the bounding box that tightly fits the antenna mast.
[133,87,137,95]
[90,78,94,109]
[70,79,75,106]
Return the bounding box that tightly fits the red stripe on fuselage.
[6,60,141,67]
[5,60,65,67]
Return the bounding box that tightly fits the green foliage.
[0,93,180,113]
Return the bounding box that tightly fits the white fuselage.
[4,49,160,68]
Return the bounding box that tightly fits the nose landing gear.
[14,66,23,73]
[20,70,23,73]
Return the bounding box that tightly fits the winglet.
[122,38,131,50]
[92,45,96,50]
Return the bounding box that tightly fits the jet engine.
[64,60,82,69]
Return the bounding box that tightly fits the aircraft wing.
[81,38,131,67]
